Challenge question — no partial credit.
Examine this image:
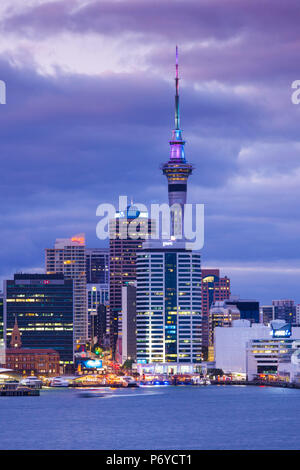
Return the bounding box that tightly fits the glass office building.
[136,241,202,370]
[4,273,74,364]
[86,248,109,284]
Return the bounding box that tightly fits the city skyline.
[0,0,300,304]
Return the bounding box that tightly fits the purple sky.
[0,0,300,304]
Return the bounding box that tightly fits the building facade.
[86,248,109,284]
[272,299,296,325]
[208,300,240,360]
[136,242,202,372]
[45,234,87,346]
[296,305,300,326]
[201,269,230,358]
[121,283,137,364]
[4,273,73,365]
[225,296,259,323]
[87,283,109,341]
[260,305,274,324]
[214,319,300,380]
[109,208,152,357]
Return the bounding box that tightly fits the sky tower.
[162,46,193,236]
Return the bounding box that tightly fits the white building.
[277,340,300,383]
[215,319,300,380]
[136,239,202,374]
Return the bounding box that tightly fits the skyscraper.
[4,273,73,364]
[201,269,231,358]
[121,282,137,364]
[45,234,87,346]
[109,208,152,357]
[136,48,202,374]
[86,248,109,284]
[87,282,109,341]
[136,244,202,371]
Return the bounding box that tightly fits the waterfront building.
[201,269,230,358]
[5,317,60,376]
[208,300,240,360]
[45,234,87,346]
[4,273,74,365]
[87,283,109,341]
[272,299,296,325]
[86,248,109,284]
[214,319,300,380]
[109,206,152,357]
[121,282,137,364]
[277,339,300,383]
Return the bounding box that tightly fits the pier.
[0,382,40,396]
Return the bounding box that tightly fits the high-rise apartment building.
[109,208,152,357]
[136,242,202,372]
[201,269,230,358]
[45,234,87,346]
[86,248,109,284]
[87,283,109,341]
[4,273,73,364]
[121,282,137,364]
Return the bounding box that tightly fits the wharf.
[211,380,300,389]
[0,388,40,396]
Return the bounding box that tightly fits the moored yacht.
[50,377,70,387]
[20,376,42,389]
[122,376,139,387]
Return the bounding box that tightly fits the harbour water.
[0,385,299,450]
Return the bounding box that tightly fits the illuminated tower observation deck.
[162,46,193,229]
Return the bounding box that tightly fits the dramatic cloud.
[0,0,300,303]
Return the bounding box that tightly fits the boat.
[140,374,171,386]
[0,381,40,396]
[77,388,112,398]
[50,377,70,387]
[20,376,42,389]
[121,376,139,387]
